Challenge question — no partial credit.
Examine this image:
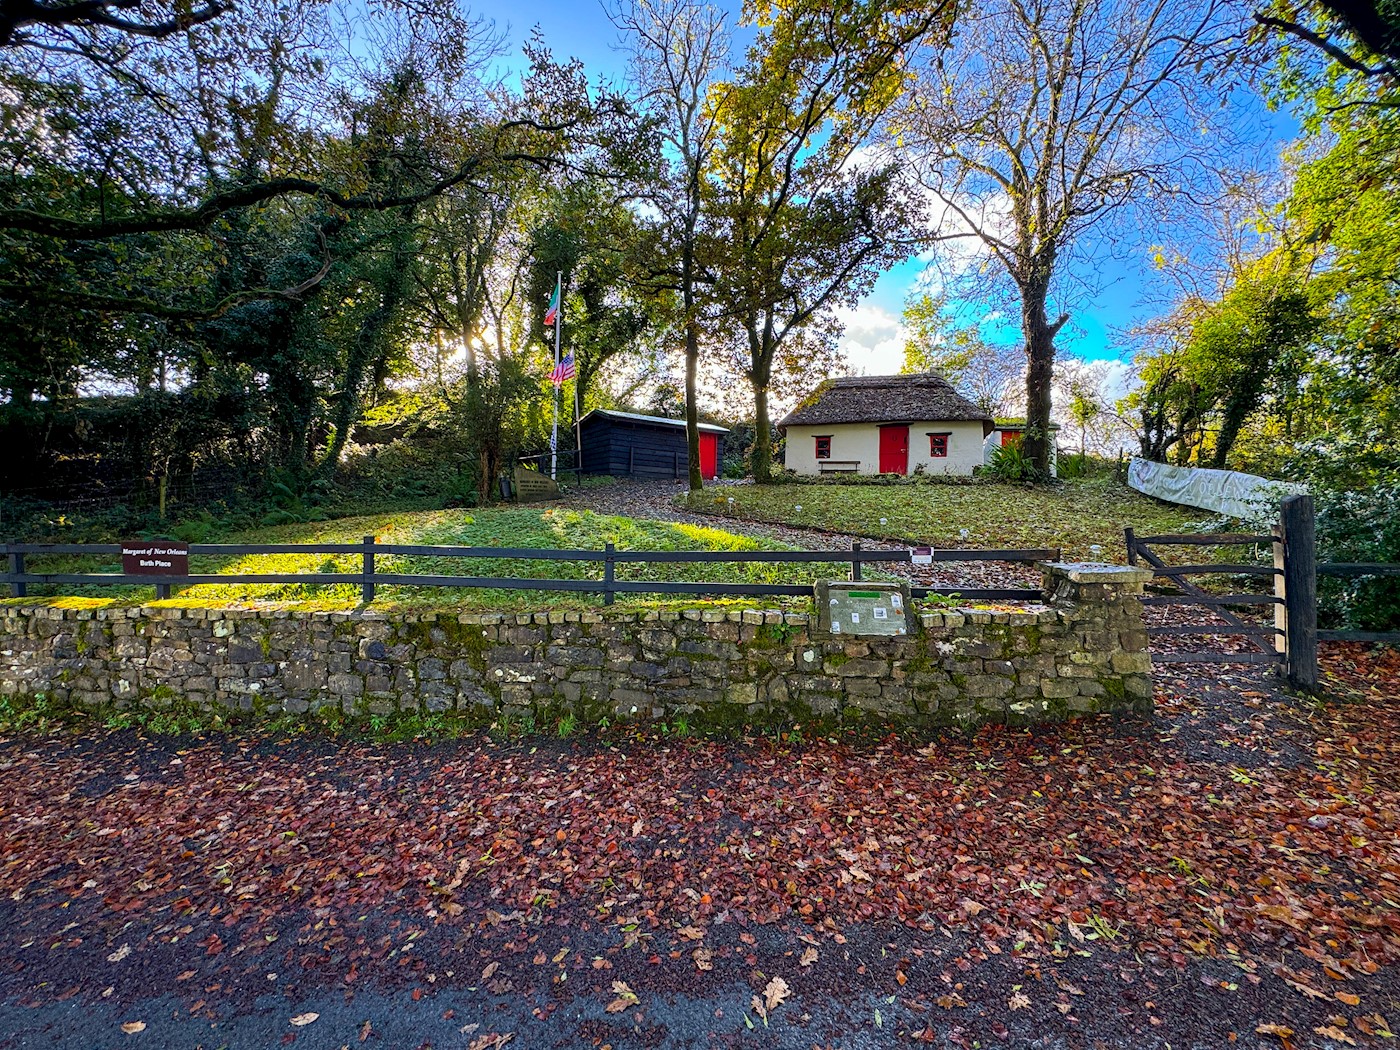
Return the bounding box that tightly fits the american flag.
[549,351,576,386]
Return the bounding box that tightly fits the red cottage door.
[699,432,719,480]
[878,425,909,474]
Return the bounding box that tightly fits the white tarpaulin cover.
[1127,458,1306,520]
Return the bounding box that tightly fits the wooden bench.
[817,460,860,474]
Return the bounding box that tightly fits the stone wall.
[0,564,1155,728]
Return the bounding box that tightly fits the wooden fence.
[1128,494,1400,689]
[2,540,1057,606]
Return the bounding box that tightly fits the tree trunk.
[751,379,773,483]
[321,221,414,474]
[682,229,704,492]
[1020,278,1062,477]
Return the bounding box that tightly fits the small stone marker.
[512,466,561,502]
[911,546,933,565]
[814,580,912,637]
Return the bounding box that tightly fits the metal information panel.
[814,580,912,637]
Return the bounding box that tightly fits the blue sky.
[467,0,1301,376]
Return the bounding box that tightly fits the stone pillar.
[1039,562,1156,713]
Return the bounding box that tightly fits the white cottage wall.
[783,421,986,476]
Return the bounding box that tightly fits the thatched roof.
[778,373,992,430]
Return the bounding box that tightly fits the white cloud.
[833,302,907,376]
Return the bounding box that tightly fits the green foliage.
[983,439,1040,483]
[901,292,1020,416]
[0,692,77,734]
[1123,258,1319,468]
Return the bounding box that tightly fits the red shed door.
[878,425,909,474]
[699,432,719,480]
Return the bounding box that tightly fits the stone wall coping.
[1,600,1064,627]
[1039,561,1155,585]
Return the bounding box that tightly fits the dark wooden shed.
[578,409,728,480]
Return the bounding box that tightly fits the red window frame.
[814,435,832,460]
[927,433,949,457]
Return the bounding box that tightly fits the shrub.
[984,440,1040,482]
[1313,482,1400,631]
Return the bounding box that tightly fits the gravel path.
[556,479,1040,593]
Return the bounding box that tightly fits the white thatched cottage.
[777,373,993,476]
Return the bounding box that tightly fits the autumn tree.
[893,0,1247,475]
[615,0,729,491]
[900,292,1022,416]
[706,0,949,483]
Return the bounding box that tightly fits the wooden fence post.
[851,540,863,582]
[362,535,376,605]
[1276,495,1318,690]
[1124,527,1137,566]
[7,541,24,599]
[604,542,615,606]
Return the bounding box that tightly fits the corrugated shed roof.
[580,408,728,434]
[778,373,992,428]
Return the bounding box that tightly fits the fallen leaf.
[763,976,790,1013]
[606,980,638,1013]
[678,926,705,941]
[1256,1023,1294,1039]
[693,947,713,972]
[359,1020,373,1042]
[1314,1025,1356,1046]
[107,944,132,963]
[936,993,967,1009]
[289,1013,319,1027]
[1008,992,1031,1010]
[799,947,818,967]
[481,962,499,980]
[120,1021,146,1035]
[1337,991,1361,1006]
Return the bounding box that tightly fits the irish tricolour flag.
[544,277,560,326]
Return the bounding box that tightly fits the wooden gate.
[1125,524,1284,669]
[1127,494,1400,689]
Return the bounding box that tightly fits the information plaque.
[512,466,562,502]
[121,540,189,576]
[813,580,913,637]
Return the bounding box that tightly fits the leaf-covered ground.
[683,477,1204,561]
[1,649,1398,1047]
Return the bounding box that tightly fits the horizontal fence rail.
[1,539,1056,606]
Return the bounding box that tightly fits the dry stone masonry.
[0,564,1155,728]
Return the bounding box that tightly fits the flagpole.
[574,376,582,478]
[550,271,561,480]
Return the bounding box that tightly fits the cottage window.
[927,433,949,457]
[814,435,832,460]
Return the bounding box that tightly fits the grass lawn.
[683,476,1206,560]
[6,507,827,610]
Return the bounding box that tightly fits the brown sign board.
[513,466,561,503]
[121,541,189,576]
